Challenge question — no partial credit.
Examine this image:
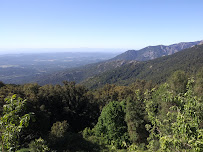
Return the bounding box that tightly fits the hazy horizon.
[0,48,126,55]
[1,0,203,53]
[1,39,203,55]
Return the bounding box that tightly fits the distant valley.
[0,52,119,84]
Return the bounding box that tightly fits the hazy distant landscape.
[0,51,119,84]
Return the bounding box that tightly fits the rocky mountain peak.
[111,40,202,61]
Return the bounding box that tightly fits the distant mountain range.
[82,44,203,88]
[110,40,203,61]
[34,40,203,86]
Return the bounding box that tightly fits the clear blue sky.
[0,0,202,50]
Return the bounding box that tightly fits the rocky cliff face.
[198,40,203,45]
[111,40,202,61]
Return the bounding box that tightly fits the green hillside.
[82,44,203,88]
[34,60,136,85]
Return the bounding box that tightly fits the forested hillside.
[0,68,203,151]
[82,44,203,88]
[34,60,137,85]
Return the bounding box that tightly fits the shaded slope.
[82,44,203,88]
[34,60,137,85]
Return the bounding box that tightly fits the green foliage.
[29,137,49,152]
[0,82,101,151]
[1,66,203,151]
[16,148,30,152]
[0,95,33,151]
[83,127,94,138]
[125,90,148,145]
[21,83,40,102]
[145,78,203,151]
[93,84,132,110]
[48,120,70,150]
[50,120,69,138]
[0,82,5,89]
[92,80,154,112]
[194,68,203,97]
[94,101,129,148]
[37,81,99,132]
[168,70,188,94]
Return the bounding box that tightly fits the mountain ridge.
[81,44,203,88]
[110,40,203,61]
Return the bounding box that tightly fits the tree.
[0,81,4,88]
[37,82,99,132]
[50,121,69,138]
[168,70,188,94]
[28,138,49,152]
[48,121,70,151]
[0,95,33,151]
[194,68,203,97]
[94,101,129,148]
[125,90,148,144]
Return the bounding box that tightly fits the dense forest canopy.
[0,68,203,151]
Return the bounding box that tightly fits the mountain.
[34,60,137,85]
[82,44,203,88]
[111,40,203,61]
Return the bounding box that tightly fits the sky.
[0,0,203,52]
